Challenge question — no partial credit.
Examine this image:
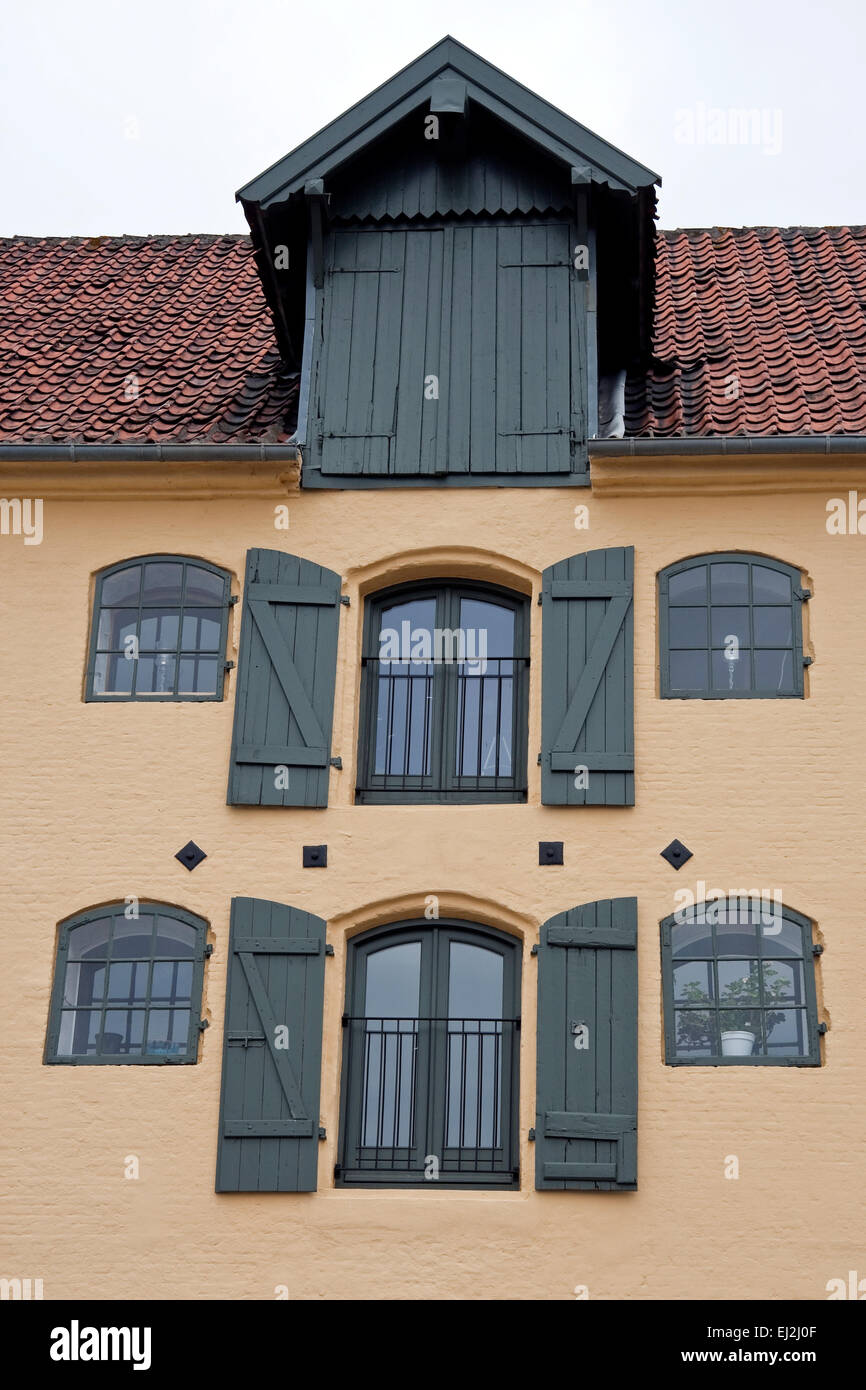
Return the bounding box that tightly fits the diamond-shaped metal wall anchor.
[660,839,692,871]
[175,840,207,872]
[303,845,327,868]
[539,841,564,866]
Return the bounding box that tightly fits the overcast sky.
[1,0,863,237]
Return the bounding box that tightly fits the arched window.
[338,920,521,1186]
[660,897,821,1065]
[86,555,232,700]
[658,553,806,698]
[45,903,208,1064]
[356,580,529,802]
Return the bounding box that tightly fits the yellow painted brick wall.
[0,474,863,1300]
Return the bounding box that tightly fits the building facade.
[1,37,865,1301]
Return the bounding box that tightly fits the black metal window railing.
[339,1016,520,1183]
[358,655,529,799]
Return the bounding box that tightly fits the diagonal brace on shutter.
[234,950,311,1128]
[549,590,632,767]
[248,599,328,757]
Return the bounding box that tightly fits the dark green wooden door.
[310,221,585,482]
[216,898,326,1192]
[535,897,638,1191]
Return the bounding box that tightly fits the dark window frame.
[44,902,208,1065]
[658,551,806,700]
[660,899,821,1067]
[337,918,522,1188]
[356,579,530,804]
[85,554,232,702]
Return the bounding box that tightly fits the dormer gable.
[238,36,660,487]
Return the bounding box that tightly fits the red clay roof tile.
[1,227,864,444]
[0,235,297,444]
[628,226,866,436]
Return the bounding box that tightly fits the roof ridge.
[0,233,249,246]
[661,225,866,237]
[2,227,865,246]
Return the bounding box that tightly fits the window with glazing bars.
[45,903,208,1064]
[356,581,529,802]
[658,553,807,698]
[660,897,821,1065]
[86,555,232,700]
[337,921,521,1186]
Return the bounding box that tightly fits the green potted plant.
[719,966,789,1056]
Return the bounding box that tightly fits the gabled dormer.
[238,37,660,487]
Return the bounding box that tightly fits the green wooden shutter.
[314,227,445,479]
[216,898,327,1193]
[489,222,582,476]
[541,545,634,806]
[317,227,406,476]
[227,549,341,807]
[535,897,638,1191]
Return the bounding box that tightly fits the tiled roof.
[0,235,297,443]
[626,226,866,436]
[1,227,865,444]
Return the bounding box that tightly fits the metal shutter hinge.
[514,1017,521,1031]
[537,752,542,766]
[340,595,350,606]
[325,944,334,956]
[530,944,539,956]
[537,593,543,606]
[224,660,235,671]
[795,588,811,601]
[198,1018,210,1032]
[341,1013,349,1027]
[204,944,214,957]
[803,656,814,667]
[229,594,239,605]
[817,1022,828,1034]
[333,1164,342,1178]
[528,1128,536,1142]
[329,756,343,769]
[812,943,824,955]
[318,1127,327,1140]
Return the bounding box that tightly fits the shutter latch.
[224,660,235,671]
[812,944,824,956]
[340,595,350,606]
[795,587,812,601]
[803,656,814,667]
[197,1018,210,1032]
[330,756,343,770]
[318,1127,327,1140]
[528,1128,536,1142]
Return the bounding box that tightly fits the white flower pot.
[721,1030,755,1056]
